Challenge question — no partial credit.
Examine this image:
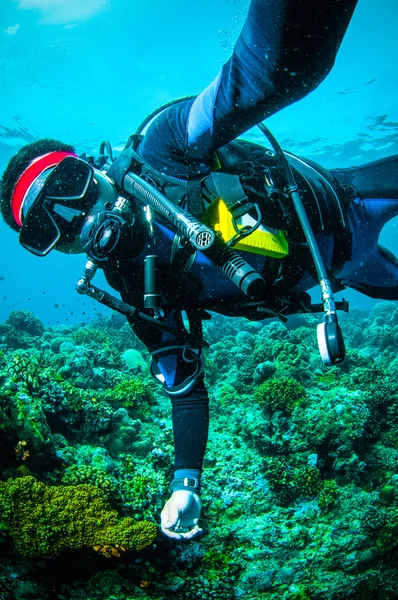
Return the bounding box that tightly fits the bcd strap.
[107,136,145,189]
[108,134,195,211]
[210,172,256,219]
[186,179,203,218]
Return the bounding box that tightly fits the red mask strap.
[11,151,77,227]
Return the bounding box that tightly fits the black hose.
[99,141,114,162]
[123,171,265,298]
[257,122,346,364]
[257,122,330,285]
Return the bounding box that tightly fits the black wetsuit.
[103,0,398,481]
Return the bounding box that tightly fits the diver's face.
[16,155,119,257]
[55,169,119,255]
[55,238,85,254]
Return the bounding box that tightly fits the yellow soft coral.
[0,476,157,557]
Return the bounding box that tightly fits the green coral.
[0,476,157,557]
[62,464,118,496]
[316,366,342,388]
[376,507,398,554]
[234,360,255,393]
[319,479,339,512]
[295,466,323,497]
[288,326,317,346]
[255,377,307,413]
[7,351,45,394]
[71,327,111,348]
[266,459,322,505]
[216,383,238,408]
[100,377,153,409]
[289,589,313,600]
[118,460,167,519]
[48,377,86,412]
[12,392,49,445]
[70,326,123,366]
[6,310,44,337]
[202,542,239,581]
[272,340,310,372]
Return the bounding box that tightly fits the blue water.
[1,0,398,325]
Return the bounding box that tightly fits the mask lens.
[19,156,96,256]
[44,156,93,199]
[19,203,60,256]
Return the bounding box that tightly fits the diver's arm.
[161,382,209,540]
[121,307,209,539]
[138,0,358,177]
[170,380,209,476]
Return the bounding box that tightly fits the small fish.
[0,276,4,281]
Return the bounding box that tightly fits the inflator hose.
[257,122,345,364]
[123,171,265,298]
[123,172,215,251]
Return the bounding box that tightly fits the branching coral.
[118,458,167,519]
[62,464,118,496]
[375,507,398,554]
[71,327,111,348]
[0,476,157,557]
[7,351,45,394]
[318,479,339,512]
[255,377,307,413]
[12,392,50,446]
[100,377,153,409]
[266,458,322,505]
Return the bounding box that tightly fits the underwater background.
[1,0,398,599]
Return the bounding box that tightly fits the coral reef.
[1,303,398,599]
[254,376,307,413]
[0,476,157,557]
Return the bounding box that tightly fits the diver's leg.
[332,156,398,299]
[188,0,359,156]
[168,379,209,472]
[332,155,398,200]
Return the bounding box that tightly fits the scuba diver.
[2,0,398,541]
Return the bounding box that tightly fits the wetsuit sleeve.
[124,309,209,474]
[138,0,358,178]
[103,264,210,475]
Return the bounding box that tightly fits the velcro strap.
[171,469,201,494]
[171,477,201,494]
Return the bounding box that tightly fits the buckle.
[184,477,199,489]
